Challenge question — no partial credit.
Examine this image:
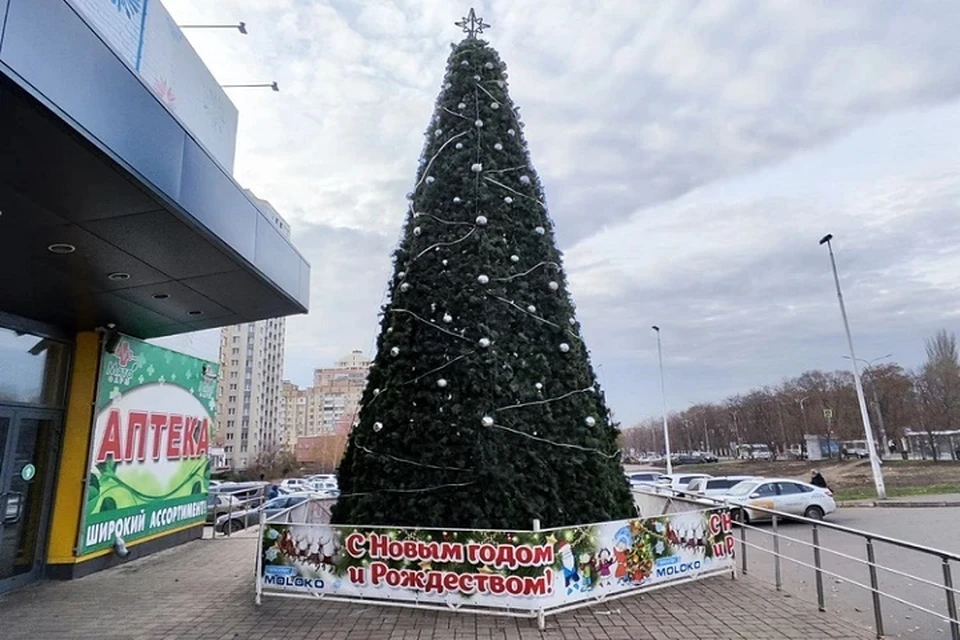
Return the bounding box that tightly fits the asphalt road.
[740,506,960,639]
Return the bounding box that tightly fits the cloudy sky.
[156,0,960,427]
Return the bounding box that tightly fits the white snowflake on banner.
[109,387,122,402]
[158,376,166,385]
[147,365,155,377]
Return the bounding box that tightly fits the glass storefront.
[0,328,70,408]
[0,325,70,592]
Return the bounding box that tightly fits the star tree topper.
[455,8,490,38]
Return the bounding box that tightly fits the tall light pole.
[222,81,280,92]
[652,326,673,474]
[844,354,893,458]
[819,233,886,499]
[797,395,809,455]
[180,22,248,34]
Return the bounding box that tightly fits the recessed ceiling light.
[47,243,76,254]
[152,293,170,300]
[108,272,131,281]
[188,310,204,316]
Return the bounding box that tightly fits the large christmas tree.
[333,11,634,530]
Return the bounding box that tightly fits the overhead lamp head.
[238,21,248,34]
[103,329,121,354]
[651,325,660,332]
[819,233,834,246]
[271,81,280,92]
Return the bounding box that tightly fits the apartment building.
[216,192,290,470]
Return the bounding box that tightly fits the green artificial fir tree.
[333,12,634,530]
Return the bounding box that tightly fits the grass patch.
[834,483,960,502]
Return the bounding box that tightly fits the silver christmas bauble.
[481,416,494,427]
[413,227,422,236]
[508,129,516,136]
[585,416,597,427]
[520,175,531,185]
[510,255,520,263]
[457,102,466,110]
[373,388,380,395]
[460,60,469,66]
[527,305,536,313]
[442,313,453,323]
[373,422,383,432]
[471,163,483,173]
[569,317,576,325]
[476,215,488,226]
[491,102,500,110]
[400,283,410,292]
[426,176,435,184]
[559,343,570,353]
[437,379,448,388]
[453,196,462,204]
[475,119,484,128]
[390,347,400,357]
[494,143,504,151]
[397,271,406,279]
[485,62,494,69]
[477,274,490,285]
[435,129,443,137]
[455,142,464,150]
[504,196,513,204]
[479,337,491,348]
[534,226,546,235]
[548,281,559,291]
[535,382,543,390]
[442,259,449,266]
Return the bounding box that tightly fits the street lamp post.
[180,22,248,34]
[222,81,280,92]
[844,354,893,458]
[652,326,673,474]
[797,395,809,455]
[819,233,886,499]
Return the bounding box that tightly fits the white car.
[723,478,836,523]
[656,473,712,496]
[625,471,662,489]
[686,476,756,498]
[279,478,313,493]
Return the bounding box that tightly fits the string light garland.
[413,227,476,261]
[356,444,471,472]
[486,422,619,459]
[339,480,477,500]
[390,308,473,343]
[484,164,529,175]
[482,176,546,207]
[494,261,560,282]
[424,213,474,227]
[399,353,472,386]
[414,131,469,190]
[442,106,470,120]
[493,386,594,412]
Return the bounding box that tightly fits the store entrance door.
[0,406,60,593]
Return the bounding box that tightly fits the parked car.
[279,478,313,494]
[656,473,712,496]
[625,471,662,489]
[722,478,836,523]
[214,492,321,534]
[696,452,719,463]
[686,476,756,498]
[209,481,267,504]
[206,493,244,524]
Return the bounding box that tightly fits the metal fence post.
[943,558,960,640]
[866,537,884,638]
[533,518,545,631]
[812,523,825,612]
[772,514,782,591]
[740,520,748,576]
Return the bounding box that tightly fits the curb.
[839,500,960,509]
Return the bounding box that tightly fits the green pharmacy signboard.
[79,336,219,555]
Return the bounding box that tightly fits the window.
[226,433,234,440]
[778,482,809,495]
[232,348,239,355]
[231,359,239,366]
[228,408,236,415]
[228,395,236,403]
[233,336,239,344]
[230,383,237,390]
[755,483,778,497]
[227,420,235,428]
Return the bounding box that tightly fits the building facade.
[0,1,309,593]
[281,350,370,455]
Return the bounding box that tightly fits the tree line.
[621,330,960,460]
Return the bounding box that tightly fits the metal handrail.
[668,490,960,562]
[736,534,960,626]
[738,521,960,597]
[644,489,960,639]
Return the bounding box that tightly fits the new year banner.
[258,509,735,610]
[79,336,219,555]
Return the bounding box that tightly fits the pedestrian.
[260,473,279,501]
[810,469,828,489]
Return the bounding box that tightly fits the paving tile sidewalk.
[840,493,960,508]
[0,533,874,639]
